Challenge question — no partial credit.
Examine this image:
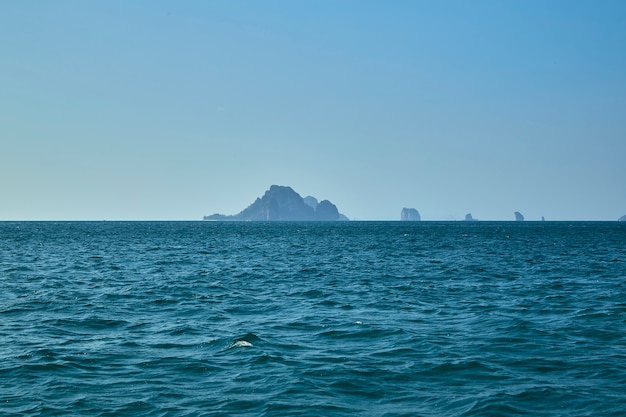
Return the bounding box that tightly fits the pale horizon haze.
[2,1,625,221]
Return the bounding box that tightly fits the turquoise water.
[1,221,625,416]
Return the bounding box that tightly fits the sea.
[1,221,625,416]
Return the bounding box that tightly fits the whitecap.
[230,340,253,348]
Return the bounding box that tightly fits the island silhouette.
[204,185,349,221]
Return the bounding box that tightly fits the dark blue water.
[2,221,625,416]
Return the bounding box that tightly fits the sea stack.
[514,211,525,221]
[464,213,477,221]
[400,208,421,221]
[619,215,626,222]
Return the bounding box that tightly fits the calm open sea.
[1,221,625,416]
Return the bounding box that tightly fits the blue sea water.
[1,221,625,416]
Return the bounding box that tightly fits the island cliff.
[619,215,626,222]
[204,185,348,221]
[464,213,478,221]
[514,211,525,221]
[400,208,421,221]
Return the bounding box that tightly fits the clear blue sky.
[2,1,625,220]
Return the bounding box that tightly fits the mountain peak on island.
[204,185,349,221]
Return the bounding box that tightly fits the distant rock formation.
[400,208,421,221]
[541,216,546,222]
[303,196,318,209]
[514,211,525,221]
[619,215,626,222]
[315,200,340,220]
[204,185,348,221]
[464,213,478,221]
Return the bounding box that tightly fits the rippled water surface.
[1,221,626,416]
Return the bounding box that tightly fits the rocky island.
[514,211,525,221]
[619,215,626,222]
[204,185,349,221]
[464,213,478,221]
[400,208,421,221]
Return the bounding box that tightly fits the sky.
[1,1,625,221]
